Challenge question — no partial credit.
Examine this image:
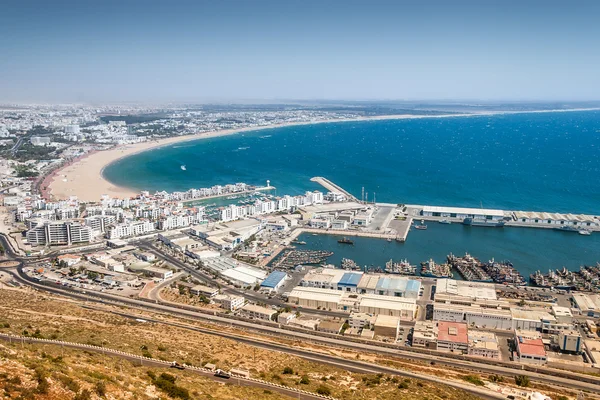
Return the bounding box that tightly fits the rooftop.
[261,270,288,288]
[339,272,363,287]
[423,205,504,217]
[437,321,468,344]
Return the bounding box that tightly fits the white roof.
[360,294,416,311]
[423,205,504,217]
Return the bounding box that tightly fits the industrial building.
[557,330,583,353]
[572,293,600,318]
[141,266,173,280]
[190,284,219,298]
[373,315,400,340]
[512,211,599,229]
[421,206,505,221]
[239,304,276,321]
[437,321,469,353]
[260,270,289,292]
[514,330,547,365]
[214,294,245,311]
[468,330,500,359]
[358,295,416,320]
[412,321,438,349]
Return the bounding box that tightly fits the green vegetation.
[462,375,484,386]
[315,385,331,396]
[282,366,294,374]
[11,142,57,161]
[15,164,38,177]
[299,375,310,384]
[489,374,505,383]
[514,375,530,387]
[147,371,190,400]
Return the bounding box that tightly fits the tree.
[282,367,294,375]
[299,375,310,384]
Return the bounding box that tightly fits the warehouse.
[260,270,289,292]
[434,302,513,330]
[373,315,400,340]
[421,206,505,221]
[239,304,276,321]
[358,295,416,320]
[514,330,547,365]
[288,287,344,310]
[221,265,267,287]
[375,277,421,299]
[337,272,363,292]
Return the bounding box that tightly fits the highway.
[0,333,327,400]
[1,234,598,398]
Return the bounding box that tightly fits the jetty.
[311,177,359,202]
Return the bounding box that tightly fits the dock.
[310,177,359,202]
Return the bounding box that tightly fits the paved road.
[2,234,598,397]
[0,333,324,400]
[140,242,350,319]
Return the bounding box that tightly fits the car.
[170,361,185,370]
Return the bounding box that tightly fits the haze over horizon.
[1,0,599,103]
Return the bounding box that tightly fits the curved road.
[1,234,597,398]
[0,333,326,400]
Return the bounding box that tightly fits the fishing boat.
[385,259,417,275]
[463,217,505,227]
[338,237,354,245]
[579,230,592,236]
[387,238,393,242]
[447,252,492,282]
[439,219,451,224]
[291,239,307,245]
[420,259,453,278]
[341,258,360,270]
[414,224,427,230]
[554,225,579,233]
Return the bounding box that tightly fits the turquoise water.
[105,111,600,214]
[104,110,600,271]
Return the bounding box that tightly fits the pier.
[310,177,359,202]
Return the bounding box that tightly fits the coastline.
[46,108,600,202]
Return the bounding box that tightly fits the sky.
[1,0,599,103]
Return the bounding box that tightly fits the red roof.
[517,337,546,357]
[437,321,468,344]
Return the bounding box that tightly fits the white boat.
[180,165,187,171]
[579,230,592,236]
[439,219,451,224]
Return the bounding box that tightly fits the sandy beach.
[47,114,452,201]
[46,108,599,202]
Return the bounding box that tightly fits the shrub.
[157,345,167,352]
[74,389,92,400]
[57,374,80,393]
[398,381,409,389]
[515,375,530,387]
[282,367,294,375]
[95,380,107,397]
[489,374,504,383]
[462,375,484,386]
[315,385,331,396]
[300,375,310,385]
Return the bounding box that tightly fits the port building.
[436,321,469,353]
[512,211,599,229]
[421,206,505,221]
[260,270,289,292]
[300,269,421,298]
[514,330,547,365]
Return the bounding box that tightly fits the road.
[2,234,599,397]
[0,333,326,400]
[139,241,350,319]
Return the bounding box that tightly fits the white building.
[468,330,500,359]
[26,220,92,246]
[239,303,276,321]
[214,294,245,311]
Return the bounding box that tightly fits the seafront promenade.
[181,185,275,203]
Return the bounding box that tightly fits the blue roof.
[376,277,408,292]
[339,272,362,287]
[405,280,421,292]
[261,270,287,288]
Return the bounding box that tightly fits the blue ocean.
[104,110,600,273]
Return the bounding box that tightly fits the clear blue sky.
[1,0,599,103]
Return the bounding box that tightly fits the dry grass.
[0,288,486,399]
